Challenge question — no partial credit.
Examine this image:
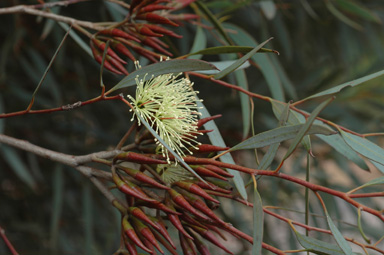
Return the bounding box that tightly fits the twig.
[0,134,122,167]
[0,4,105,30]
[0,226,19,255]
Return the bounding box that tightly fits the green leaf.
[197,60,250,75]
[188,45,277,57]
[234,69,250,139]
[303,69,384,101]
[110,59,218,92]
[283,97,334,160]
[252,182,263,255]
[230,124,335,152]
[213,38,273,79]
[195,1,232,44]
[355,176,384,190]
[50,165,64,249]
[293,229,344,255]
[197,100,247,200]
[224,23,285,101]
[317,134,369,171]
[258,101,290,169]
[0,145,37,190]
[340,130,384,173]
[371,161,384,174]
[325,211,353,254]
[188,25,207,60]
[259,0,276,20]
[271,100,312,151]
[326,0,362,30]
[335,0,381,23]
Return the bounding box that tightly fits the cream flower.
[128,61,202,162]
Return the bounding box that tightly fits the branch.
[0,4,105,30]
[0,226,19,255]
[0,134,122,167]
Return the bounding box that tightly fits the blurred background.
[0,0,383,254]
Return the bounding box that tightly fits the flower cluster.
[90,0,198,74]
[128,61,202,162]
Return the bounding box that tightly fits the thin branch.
[0,4,105,30]
[0,134,122,167]
[0,226,19,255]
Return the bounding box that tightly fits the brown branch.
[0,4,105,30]
[0,134,122,168]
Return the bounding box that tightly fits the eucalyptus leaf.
[225,23,285,101]
[325,211,353,254]
[188,45,277,57]
[317,134,369,171]
[271,100,312,151]
[252,183,263,255]
[283,97,333,160]
[355,176,384,190]
[303,69,384,101]
[110,59,218,92]
[197,100,247,200]
[293,229,344,255]
[230,124,335,152]
[214,38,273,79]
[340,130,384,172]
[1,145,36,189]
[188,26,207,60]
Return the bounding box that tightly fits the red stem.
[0,94,125,119]
[0,226,19,255]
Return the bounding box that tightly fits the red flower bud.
[114,152,167,164]
[180,233,197,255]
[197,114,222,128]
[122,215,153,253]
[98,28,140,42]
[119,166,169,190]
[135,13,179,27]
[132,217,164,254]
[174,181,219,204]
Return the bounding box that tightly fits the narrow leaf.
[230,124,335,152]
[340,130,384,172]
[110,59,218,92]
[252,181,263,255]
[197,100,247,200]
[271,100,312,151]
[225,23,285,101]
[317,134,369,171]
[188,25,207,60]
[213,38,273,79]
[195,1,232,44]
[355,176,384,190]
[234,69,250,139]
[1,145,36,189]
[325,211,353,255]
[293,229,344,255]
[188,45,278,56]
[283,97,334,160]
[304,69,384,101]
[335,0,381,23]
[326,0,362,30]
